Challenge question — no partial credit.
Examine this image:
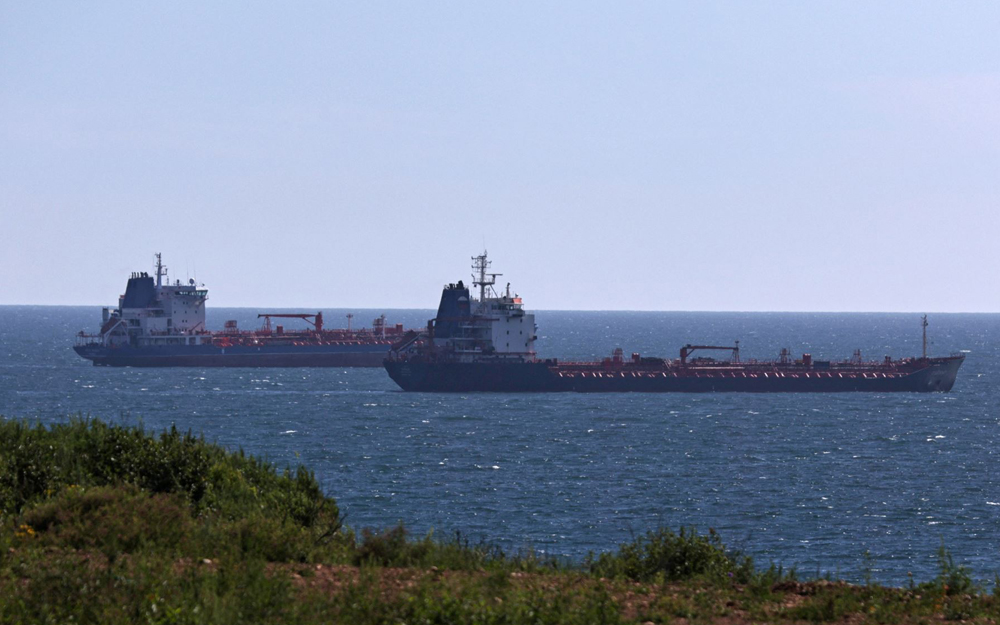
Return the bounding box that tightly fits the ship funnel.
[433,281,472,338]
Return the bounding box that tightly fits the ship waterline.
[385,354,964,393]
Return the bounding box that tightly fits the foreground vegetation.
[1,417,997,624]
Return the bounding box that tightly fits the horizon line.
[1,303,996,315]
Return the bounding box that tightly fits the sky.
[1,2,997,312]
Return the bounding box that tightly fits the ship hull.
[384,360,557,392]
[384,356,964,393]
[74,343,390,367]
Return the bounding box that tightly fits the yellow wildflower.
[15,524,35,538]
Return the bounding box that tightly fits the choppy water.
[1,305,997,584]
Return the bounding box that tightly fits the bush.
[20,484,193,558]
[0,549,295,625]
[352,523,423,566]
[0,417,339,534]
[349,525,559,572]
[317,570,623,625]
[587,527,755,583]
[922,542,981,597]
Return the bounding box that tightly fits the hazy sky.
[1,2,997,311]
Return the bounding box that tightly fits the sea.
[1,305,997,585]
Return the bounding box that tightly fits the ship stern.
[73,344,107,366]
[384,360,424,391]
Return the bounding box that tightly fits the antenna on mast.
[922,314,928,359]
[471,251,501,302]
[154,253,167,288]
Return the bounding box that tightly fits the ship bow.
[920,355,964,392]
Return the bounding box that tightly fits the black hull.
[384,356,965,393]
[74,345,388,368]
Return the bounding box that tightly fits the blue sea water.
[1,305,997,585]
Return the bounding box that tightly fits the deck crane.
[257,312,324,333]
[680,342,740,365]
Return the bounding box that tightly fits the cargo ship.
[384,253,965,392]
[74,254,409,367]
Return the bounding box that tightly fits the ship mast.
[471,251,501,303]
[922,314,928,359]
[155,253,166,288]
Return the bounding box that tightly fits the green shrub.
[348,525,559,572]
[352,523,424,566]
[20,484,193,558]
[218,515,317,562]
[917,542,981,597]
[787,589,862,622]
[0,550,295,625]
[0,417,339,536]
[316,571,623,625]
[587,527,755,583]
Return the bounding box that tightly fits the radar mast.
[155,253,167,288]
[922,314,928,359]
[471,251,501,303]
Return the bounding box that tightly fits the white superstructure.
[424,252,537,361]
[471,253,535,356]
[95,253,210,347]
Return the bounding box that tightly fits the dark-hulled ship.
[384,253,964,393]
[74,254,409,367]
